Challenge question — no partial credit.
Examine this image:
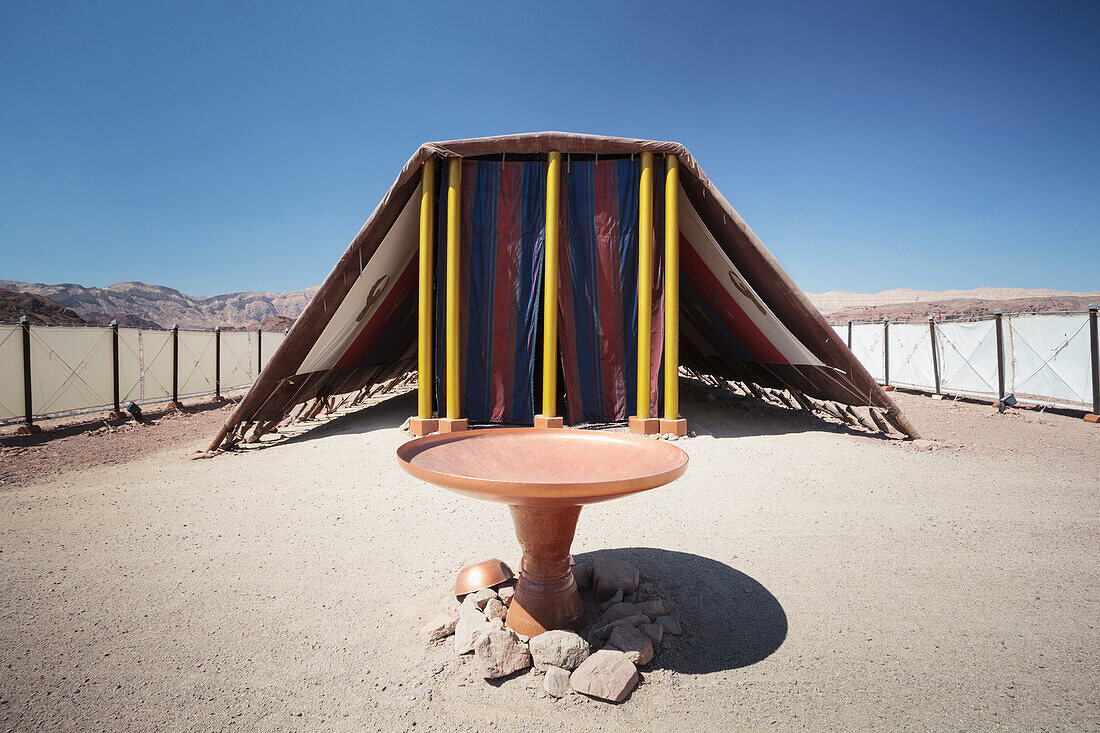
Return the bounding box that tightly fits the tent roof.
[210,132,917,448]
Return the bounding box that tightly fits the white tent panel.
[850,323,884,382]
[221,331,254,390]
[29,326,114,415]
[1007,314,1092,409]
[936,320,998,398]
[679,186,824,367]
[297,192,420,375]
[140,329,175,401]
[0,325,23,421]
[118,328,144,403]
[888,323,935,390]
[178,331,216,396]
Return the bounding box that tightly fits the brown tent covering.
[209,132,917,449]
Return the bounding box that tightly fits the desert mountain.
[0,280,318,330]
[0,288,89,325]
[805,287,1100,315]
[805,287,1100,323]
[2,279,1094,331]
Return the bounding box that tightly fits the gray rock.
[600,589,624,610]
[569,649,638,702]
[592,614,649,640]
[639,623,664,646]
[473,627,532,679]
[497,585,515,607]
[571,562,594,591]
[454,596,491,654]
[656,614,681,635]
[543,665,571,698]
[593,558,639,602]
[419,614,457,642]
[636,600,666,618]
[607,624,653,666]
[600,602,643,623]
[454,616,489,654]
[529,629,591,671]
[463,587,498,610]
[484,597,507,622]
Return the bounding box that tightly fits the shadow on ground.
[244,375,885,452]
[680,378,894,442]
[575,547,787,675]
[239,389,417,451]
[0,390,246,448]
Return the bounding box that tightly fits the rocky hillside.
[0,280,318,329]
[824,295,1100,323]
[806,287,1100,316]
[0,288,89,325]
[4,279,1094,331]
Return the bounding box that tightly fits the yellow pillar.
[535,152,564,428]
[630,152,658,435]
[410,158,438,436]
[661,155,686,436]
[439,157,467,432]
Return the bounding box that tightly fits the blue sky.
[1,1,1097,296]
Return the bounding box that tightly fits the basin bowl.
[397,428,689,636]
[396,428,688,507]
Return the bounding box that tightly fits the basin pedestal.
[506,505,584,637]
[395,428,688,638]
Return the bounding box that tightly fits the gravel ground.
[1,384,1097,731]
[0,390,250,490]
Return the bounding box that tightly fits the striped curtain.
[433,160,546,423]
[558,158,663,424]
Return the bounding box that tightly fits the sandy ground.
[0,390,251,490]
[1,384,1097,731]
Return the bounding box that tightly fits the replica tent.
[209,132,918,449]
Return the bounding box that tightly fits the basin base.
[506,505,585,637]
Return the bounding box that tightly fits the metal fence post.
[994,310,1005,401]
[929,316,941,395]
[1089,304,1099,416]
[171,324,180,408]
[110,319,121,416]
[883,317,890,386]
[19,316,37,433]
[256,326,263,375]
[847,320,852,349]
[214,326,222,400]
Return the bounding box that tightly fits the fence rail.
[0,319,286,427]
[833,307,1099,414]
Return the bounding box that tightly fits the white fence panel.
[0,326,23,421]
[178,330,216,397]
[261,331,285,371]
[888,323,936,390]
[141,329,175,401]
[118,328,143,404]
[220,331,254,390]
[935,320,998,399]
[2,323,294,422]
[831,324,847,345]
[29,326,114,414]
[850,323,884,382]
[1007,314,1092,409]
